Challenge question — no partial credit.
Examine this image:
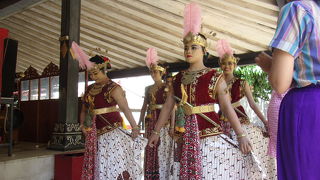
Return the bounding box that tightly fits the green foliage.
[234,65,272,101]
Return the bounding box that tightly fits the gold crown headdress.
[183,3,207,48]
[70,42,111,73]
[88,48,111,73]
[146,47,166,73]
[219,54,239,64]
[216,39,239,64]
[88,55,111,74]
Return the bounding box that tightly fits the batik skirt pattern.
[158,126,174,180]
[144,112,160,179]
[81,119,97,180]
[231,124,277,180]
[170,134,263,180]
[95,128,147,180]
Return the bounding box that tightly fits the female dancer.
[139,48,172,180]
[71,42,147,180]
[148,3,262,180]
[217,39,276,179]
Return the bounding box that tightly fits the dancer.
[71,42,147,180]
[148,3,262,180]
[217,39,276,179]
[138,48,172,180]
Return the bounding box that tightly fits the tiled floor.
[0,141,84,162]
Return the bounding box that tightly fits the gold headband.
[183,32,207,47]
[219,55,239,65]
[150,64,166,73]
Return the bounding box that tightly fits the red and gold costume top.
[227,77,249,124]
[83,80,122,135]
[173,68,223,138]
[145,83,169,110]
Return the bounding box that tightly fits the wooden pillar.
[48,0,83,151]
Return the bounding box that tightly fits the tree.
[234,65,272,101]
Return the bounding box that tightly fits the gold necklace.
[89,83,106,96]
[226,77,236,90]
[182,68,208,85]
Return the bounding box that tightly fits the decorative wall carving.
[22,66,39,80]
[42,62,60,77]
[49,122,84,151]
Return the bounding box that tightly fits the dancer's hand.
[262,122,269,137]
[148,131,160,148]
[238,136,252,154]
[131,128,140,139]
[80,125,89,136]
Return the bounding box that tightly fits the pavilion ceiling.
[0,0,279,73]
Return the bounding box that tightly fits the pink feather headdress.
[70,42,94,70]
[216,39,238,64]
[145,47,158,68]
[183,3,201,37]
[145,47,165,72]
[183,3,206,47]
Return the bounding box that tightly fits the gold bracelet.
[237,133,246,139]
[83,127,92,132]
[152,130,160,135]
[132,126,140,130]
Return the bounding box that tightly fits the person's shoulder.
[237,78,248,88]
[282,1,311,13]
[145,85,152,91]
[109,80,120,87]
[206,68,220,77]
[103,80,121,92]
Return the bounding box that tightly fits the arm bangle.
[237,133,246,139]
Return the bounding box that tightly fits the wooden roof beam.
[0,0,47,20]
[43,1,184,62]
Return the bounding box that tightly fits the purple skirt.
[277,84,320,180]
